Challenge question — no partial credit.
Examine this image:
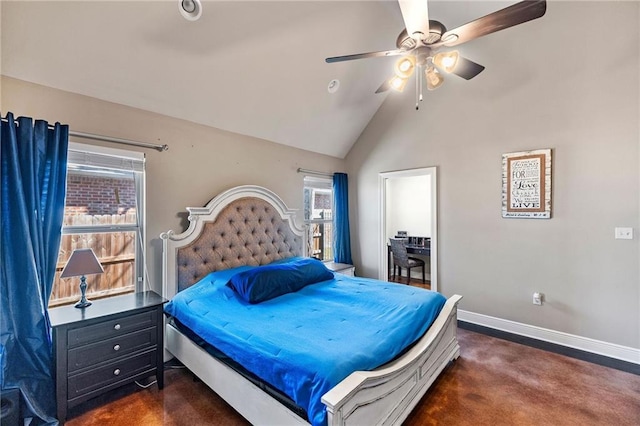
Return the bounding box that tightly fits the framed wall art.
[501,148,552,219]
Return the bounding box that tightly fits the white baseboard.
[458,310,640,365]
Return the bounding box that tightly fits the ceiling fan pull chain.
[415,63,424,110]
[415,63,420,110]
[419,63,424,103]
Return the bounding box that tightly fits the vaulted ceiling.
[2,1,526,158]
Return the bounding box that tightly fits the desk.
[387,244,431,280]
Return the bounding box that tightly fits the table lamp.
[60,248,104,308]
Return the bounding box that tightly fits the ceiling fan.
[326,0,547,108]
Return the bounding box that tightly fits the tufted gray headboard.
[161,186,306,297]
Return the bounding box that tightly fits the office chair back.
[389,237,426,284]
[389,238,410,267]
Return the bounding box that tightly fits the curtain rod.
[1,116,168,152]
[69,131,168,152]
[297,168,334,177]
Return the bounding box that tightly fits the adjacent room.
[1,1,638,425]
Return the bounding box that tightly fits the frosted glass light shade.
[425,67,444,91]
[433,50,459,73]
[389,75,409,92]
[394,56,416,79]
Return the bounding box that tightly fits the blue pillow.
[227,258,334,304]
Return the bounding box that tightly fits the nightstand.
[49,291,166,423]
[325,261,356,277]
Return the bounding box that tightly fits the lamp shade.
[60,248,104,278]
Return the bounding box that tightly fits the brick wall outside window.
[65,173,137,217]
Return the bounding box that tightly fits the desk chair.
[389,238,426,284]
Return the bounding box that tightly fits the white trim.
[378,167,437,292]
[68,141,145,172]
[69,141,144,160]
[458,310,640,365]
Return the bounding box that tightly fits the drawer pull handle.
[114,369,121,376]
[113,344,121,351]
[114,324,121,330]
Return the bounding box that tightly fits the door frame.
[378,167,438,292]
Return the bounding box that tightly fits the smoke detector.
[179,0,202,21]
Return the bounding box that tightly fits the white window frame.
[62,142,146,293]
[303,176,333,261]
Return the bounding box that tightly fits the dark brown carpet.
[65,329,640,425]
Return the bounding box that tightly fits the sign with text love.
[502,148,552,219]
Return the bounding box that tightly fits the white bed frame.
[161,185,462,426]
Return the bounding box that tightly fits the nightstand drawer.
[68,326,158,372]
[67,309,157,348]
[67,348,157,400]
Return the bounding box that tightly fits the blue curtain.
[333,173,352,264]
[1,112,69,424]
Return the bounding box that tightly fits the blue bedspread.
[164,262,446,426]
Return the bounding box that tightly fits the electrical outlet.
[615,227,633,240]
[532,292,543,306]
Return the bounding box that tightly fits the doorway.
[378,167,438,292]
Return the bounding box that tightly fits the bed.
[161,185,462,426]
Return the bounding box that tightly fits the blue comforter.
[164,262,446,426]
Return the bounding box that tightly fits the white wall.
[2,77,345,295]
[386,175,431,240]
[347,1,640,350]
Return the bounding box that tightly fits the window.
[49,143,145,307]
[303,176,333,261]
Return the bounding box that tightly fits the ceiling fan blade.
[375,79,391,94]
[441,0,547,47]
[398,0,430,40]
[326,49,406,63]
[452,57,485,80]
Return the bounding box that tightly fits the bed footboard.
[165,322,309,426]
[166,294,461,426]
[321,294,462,426]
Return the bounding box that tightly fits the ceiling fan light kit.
[326,0,547,108]
[179,0,202,21]
[387,50,456,95]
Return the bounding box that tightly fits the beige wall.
[2,76,345,295]
[346,1,640,349]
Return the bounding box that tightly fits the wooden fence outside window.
[50,213,137,307]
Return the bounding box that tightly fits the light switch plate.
[615,227,633,240]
